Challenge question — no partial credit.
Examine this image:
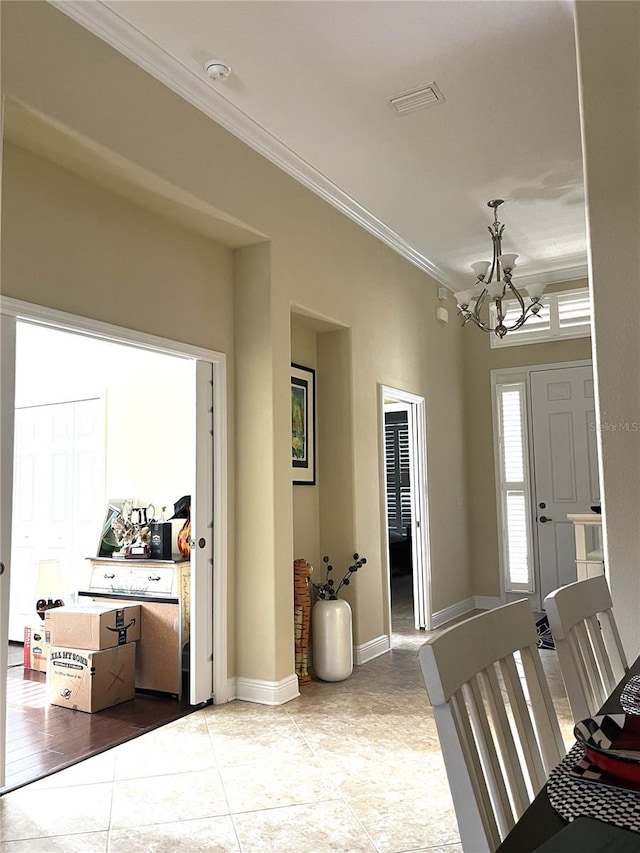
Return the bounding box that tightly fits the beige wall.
[1,1,472,686]
[463,280,592,599]
[574,2,640,657]
[2,142,229,508]
[1,141,234,352]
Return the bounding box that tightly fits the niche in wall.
[290,312,354,574]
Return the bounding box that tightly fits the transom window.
[490,287,591,348]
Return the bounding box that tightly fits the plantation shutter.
[557,290,591,333]
[385,412,411,535]
[496,382,534,592]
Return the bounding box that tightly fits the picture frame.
[291,363,316,485]
[96,498,129,557]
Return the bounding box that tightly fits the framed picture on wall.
[291,363,316,485]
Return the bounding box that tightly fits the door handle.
[0,561,4,575]
[539,515,553,523]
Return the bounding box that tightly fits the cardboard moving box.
[45,603,141,650]
[24,624,51,673]
[47,642,136,713]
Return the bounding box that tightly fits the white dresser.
[79,557,190,697]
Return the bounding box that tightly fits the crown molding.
[515,262,589,288]
[444,261,589,296]
[49,0,449,286]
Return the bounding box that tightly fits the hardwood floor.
[4,645,199,793]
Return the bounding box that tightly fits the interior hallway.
[0,592,574,853]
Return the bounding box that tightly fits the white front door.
[530,365,600,603]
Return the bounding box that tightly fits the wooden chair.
[544,575,628,722]
[418,600,565,852]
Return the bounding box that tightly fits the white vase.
[312,598,353,682]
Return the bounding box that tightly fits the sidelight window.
[496,382,534,592]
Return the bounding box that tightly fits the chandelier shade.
[454,200,546,338]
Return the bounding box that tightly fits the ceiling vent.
[388,82,445,115]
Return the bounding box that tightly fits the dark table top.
[497,655,640,853]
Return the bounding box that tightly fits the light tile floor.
[0,581,574,852]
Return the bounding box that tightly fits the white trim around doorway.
[379,384,432,645]
[490,358,594,613]
[0,296,231,705]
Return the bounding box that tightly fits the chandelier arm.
[473,287,506,332]
[501,302,539,332]
[506,276,524,300]
[474,287,489,318]
[456,309,482,330]
[463,314,495,334]
[506,277,526,309]
[498,278,528,330]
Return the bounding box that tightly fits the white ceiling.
[53,0,587,291]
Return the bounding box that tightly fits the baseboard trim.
[235,674,300,706]
[354,634,390,666]
[431,597,475,629]
[475,595,502,611]
[220,677,237,704]
[431,595,503,629]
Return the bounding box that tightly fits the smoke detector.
[205,61,231,81]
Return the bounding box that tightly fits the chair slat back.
[544,576,628,722]
[419,600,565,852]
[481,664,530,817]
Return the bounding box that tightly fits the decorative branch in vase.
[310,553,367,600]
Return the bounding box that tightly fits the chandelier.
[454,200,546,338]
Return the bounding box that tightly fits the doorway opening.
[1,301,228,792]
[380,386,431,649]
[9,322,195,639]
[5,322,197,790]
[492,360,600,612]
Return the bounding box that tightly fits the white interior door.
[381,387,432,634]
[531,365,600,603]
[408,399,430,630]
[191,360,215,704]
[0,313,17,789]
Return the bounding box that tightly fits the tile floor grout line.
[208,713,246,853]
